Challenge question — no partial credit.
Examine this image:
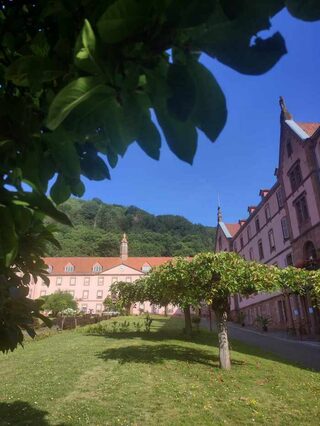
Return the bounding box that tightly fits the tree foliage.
[41,291,78,317]
[46,198,216,257]
[112,252,320,369]
[0,1,319,352]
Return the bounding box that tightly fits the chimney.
[120,233,128,260]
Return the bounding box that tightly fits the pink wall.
[29,263,181,316]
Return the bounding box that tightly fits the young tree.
[136,252,320,369]
[41,291,77,317]
[1,1,320,352]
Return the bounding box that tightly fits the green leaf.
[190,62,227,142]
[50,174,71,205]
[286,0,320,21]
[46,77,107,130]
[70,179,85,197]
[136,115,161,160]
[155,105,197,164]
[97,0,148,43]
[214,32,287,75]
[167,64,196,121]
[12,191,72,226]
[5,56,61,88]
[0,206,18,266]
[45,128,80,179]
[74,19,100,74]
[81,151,111,180]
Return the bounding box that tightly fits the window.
[40,290,46,297]
[64,264,74,273]
[97,290,103,299]
[240,236,244,249]
[82,290,89,299]
[81,304,87,313]
[286,139,293,157]
[70,277,76,286]
[92,264,102,273]
[276,188,285,209]
[268,229,276,251]
[286,253,293,266]
[249,248,254,260]
[126,277,132,282]
[294,194,309,226]
[255,217,260,233]
[281,216,290,240]
[84,277,90,286]
[247,225,251,241]
[47,265,53,273]
[56,277,62,286]
[111,277,118,284]
[289,162,302,192]
[98,277,104,286]
[96,304,102,313]
[258,240,264,260]
[68,290,75,297]
[265,204,271,222]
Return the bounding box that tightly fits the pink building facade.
[215,99,320,337]
[29,235,180,316]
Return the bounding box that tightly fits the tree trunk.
[164,305,168,317]
[183,305,192,335]
[215,310,231,370]
[61,316,65,330]
[74,316,77,329]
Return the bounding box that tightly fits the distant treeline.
[46,198,216,257]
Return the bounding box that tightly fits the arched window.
[304,241,316,261]
[92,263,102,273]
[64,264,75,273]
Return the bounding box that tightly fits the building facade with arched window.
[215,99,320,337]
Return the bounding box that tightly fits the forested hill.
[47,198,216,257]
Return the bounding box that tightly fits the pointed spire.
[120,233,128,260]
[217,194,223,223]
[279,96,292,121]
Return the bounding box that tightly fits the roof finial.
[217,194,223,223]
[279,96,292,121]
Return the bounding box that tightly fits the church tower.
[120,233,128,260]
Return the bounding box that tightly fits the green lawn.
[0,316,319,426]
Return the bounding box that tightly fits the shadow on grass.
[97,343,245,367]
[0,401,66,426]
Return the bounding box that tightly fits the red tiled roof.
[44,257,173,275]
[296,122,320,137]
[225,223,240,237]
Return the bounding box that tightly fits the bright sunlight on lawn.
[0,316,319,425]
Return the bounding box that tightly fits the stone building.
[215,99,320,337]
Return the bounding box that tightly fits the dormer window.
[142,263,151,273]
[47,265,53,273]
[92,263,102,273]
[65,263,74,273]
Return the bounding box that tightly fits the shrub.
[144,314,153,333]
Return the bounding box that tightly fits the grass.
[0,316,319,426]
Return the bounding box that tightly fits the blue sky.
[82,9,320,228]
